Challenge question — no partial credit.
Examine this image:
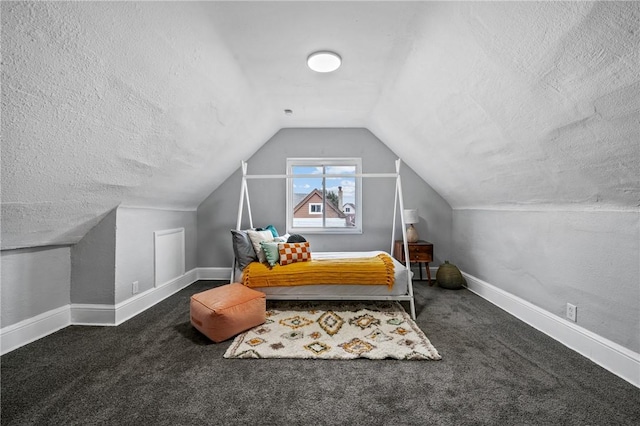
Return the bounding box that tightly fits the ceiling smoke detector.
[307,51,341,73]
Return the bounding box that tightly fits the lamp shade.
[403,209,419,224]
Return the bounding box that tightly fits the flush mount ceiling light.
[307,51,341,73]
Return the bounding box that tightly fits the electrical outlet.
[132,281,139,295]
[566,303,577,322]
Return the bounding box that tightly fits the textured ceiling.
[370,1,640,210]
[2,1,639,250]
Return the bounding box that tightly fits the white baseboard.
[1,268,202,354]
[463,272,640,388]
[70,304,116,326]
[197,267,233,281]
[1,305,70,355]
[70,269,200,326]
[114,268,198,325]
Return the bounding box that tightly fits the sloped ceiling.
[2,1,639,250]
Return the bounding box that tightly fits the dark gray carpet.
[2,280,639,425]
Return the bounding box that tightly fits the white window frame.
[309,203,323,214]
[286,157,363,234]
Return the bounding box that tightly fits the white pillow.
[247,229,274,263]
[274,233,291,243]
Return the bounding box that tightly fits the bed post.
[394,159,416,320]
[231,161,254,283]
[390,161,399,255]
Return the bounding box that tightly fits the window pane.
[292,166,323,228]
[325,165,356,175]
[324,176,356,228]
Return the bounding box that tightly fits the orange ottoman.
[190,283,266,343]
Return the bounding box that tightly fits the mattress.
[238,251,412,297]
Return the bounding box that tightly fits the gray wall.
[198,128,453,268]
[71,206,198,306]
[115,207,197,304]
[71,209,117,305]
[1,246,71,327]
[453,209,640,353]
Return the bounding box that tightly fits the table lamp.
[403,209,419,243]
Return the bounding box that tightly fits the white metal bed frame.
[231,158,417,319]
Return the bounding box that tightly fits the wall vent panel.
[154,228,185,287]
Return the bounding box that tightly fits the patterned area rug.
[224,301,442,360]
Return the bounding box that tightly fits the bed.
[230,159,417,319]
[233,249,415,318]
[237,250,411,295]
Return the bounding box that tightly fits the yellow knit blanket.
[242,253,395,289]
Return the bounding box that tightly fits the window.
[309,203,323,214]
[287,158,362,234]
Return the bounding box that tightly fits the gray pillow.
[231,229,258,270]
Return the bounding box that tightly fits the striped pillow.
[278,242,311,266]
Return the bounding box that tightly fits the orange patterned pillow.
[278,242,311,266]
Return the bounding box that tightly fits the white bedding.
[238,251,412,297]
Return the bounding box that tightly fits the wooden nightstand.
[393,240,434,285]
